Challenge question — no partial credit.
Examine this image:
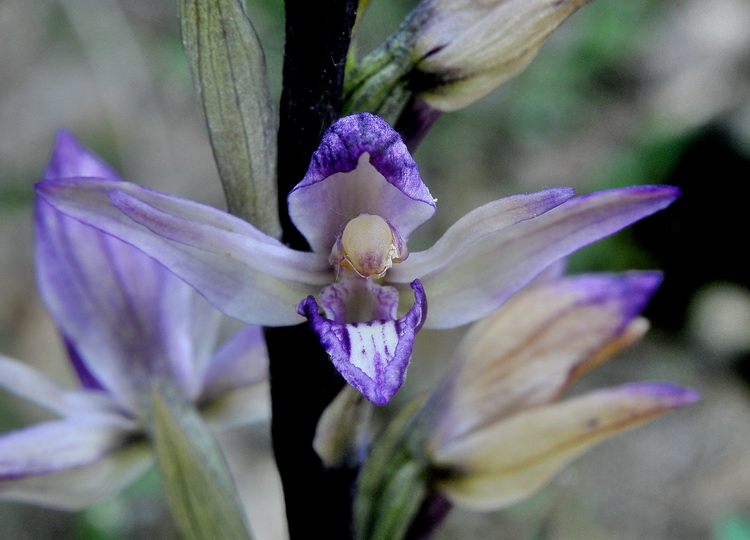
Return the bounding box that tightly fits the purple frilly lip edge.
[297,280,427,405]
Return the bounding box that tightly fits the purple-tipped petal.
[288,113,436,254]
[618,381,700,406]
[35,179,329,326]
[0,418,150,509]
[298,280,427,405]
[398,185,679,329]
[44,130,120,182]
[431,381,698,511]
[393,187,576,276]
[428,272,664,449]
[37,133,232,407]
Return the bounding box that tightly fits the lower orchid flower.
[37,113,679,405]
[354,272,699,538]
[0,132,268,509]
[424,272,698,510]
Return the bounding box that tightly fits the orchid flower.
[36,113,679,405]
[423,272,698,510]
[0,132,267,509]
[354,272,698,538]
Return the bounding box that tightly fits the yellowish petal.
[430,383,698,511]
[430,273,658,449]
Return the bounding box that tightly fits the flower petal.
[201,324,268,399]
[43,130,120,181]
[391,186,575,280]
[317,277,401,323]
[0,418,151,509]
[429,272,662,449]
[298,281,427,405]
[38,133,235,405]
[0,355,121,419]
[288,113,436,254]
[35,192,220,409]
[430,382,699,511]
[395,185,679,329]
[35,178,329,326]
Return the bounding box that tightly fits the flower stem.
[276,0,358,251]
[270,1,358,538]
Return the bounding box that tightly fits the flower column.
[269,1,359,538]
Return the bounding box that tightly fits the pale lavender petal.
[297,280,427,405]
[391,187,575,279]
[288,113,436,254]
[0,355,122,419]
[201,324,268,399]
[0,417,131,480]
[395,185,679,329]
[176,292,226,399]
[43,130,120,181]
[0,419,150,509]
[35,192,217,410]
[35,179,330,326]
[38,133,232,406]
[152,277,227,401]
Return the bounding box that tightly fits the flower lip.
[298,280,427,405]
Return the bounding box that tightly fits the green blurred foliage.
[716,515,750,540]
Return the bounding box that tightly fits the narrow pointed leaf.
[179,0,280,237]
[150,381,252,540]
[355,399,429,540]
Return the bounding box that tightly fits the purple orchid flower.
[0,132,267,509]
[36,113,679,405]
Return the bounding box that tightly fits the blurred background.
[1,0,749,538]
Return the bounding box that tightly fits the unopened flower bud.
[412,0,592,111]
